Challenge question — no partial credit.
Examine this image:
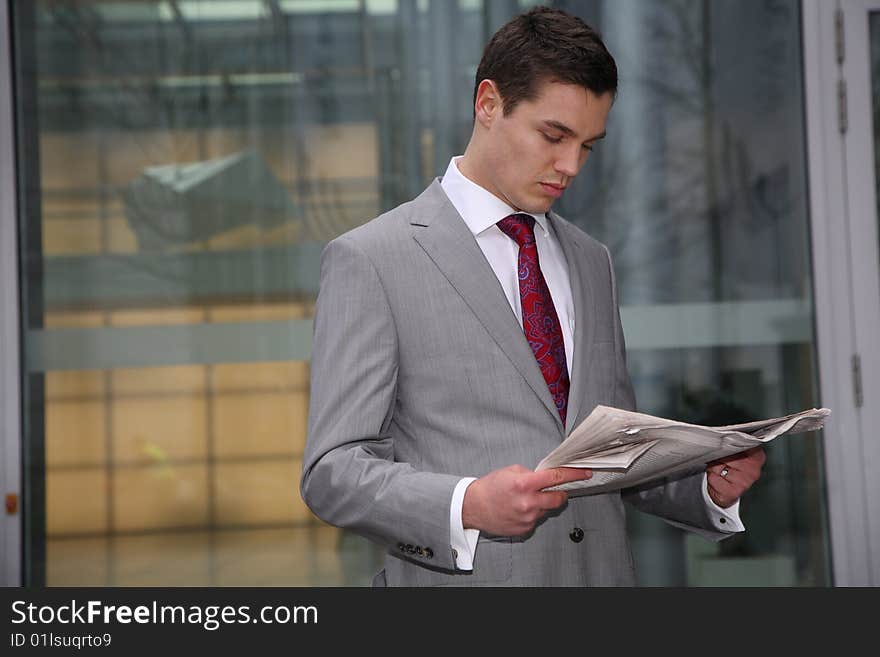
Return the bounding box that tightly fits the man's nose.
[554,147,581,178]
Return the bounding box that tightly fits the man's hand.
[706,447,766,508]
[461,465,593,536]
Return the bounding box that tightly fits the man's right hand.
[461,465,593,536]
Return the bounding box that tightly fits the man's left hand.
[706,447,766,508]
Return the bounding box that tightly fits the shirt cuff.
[701,472,745,533]
[450,477,481,570]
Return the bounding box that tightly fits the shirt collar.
[440,156,550,238]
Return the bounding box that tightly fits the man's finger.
[729,446,766,462]
[711,466,745,490]
[707,472,739,507]
[526,467,592,491]
[708,453,764,482]
[711,448,766,472]
[537,489,569,510]
[708,457,762,482]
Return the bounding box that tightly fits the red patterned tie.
[497,213,570,426]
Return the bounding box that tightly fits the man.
[300,6,765,586]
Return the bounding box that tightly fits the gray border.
[27,319,314,372]
[0,0,22,587]
[22,301,811,373]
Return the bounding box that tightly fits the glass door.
[7,0,835,588]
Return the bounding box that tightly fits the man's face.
[478,80,613,214]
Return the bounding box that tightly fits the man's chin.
[513,198,554,215]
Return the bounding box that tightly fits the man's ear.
[474,79,503,127]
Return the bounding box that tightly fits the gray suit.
[300,180,727,586]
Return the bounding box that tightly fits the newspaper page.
[536,405,830,496]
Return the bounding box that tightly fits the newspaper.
[536,405,831,496]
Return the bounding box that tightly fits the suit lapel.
[410,181,564,434]
[547,212,598,435]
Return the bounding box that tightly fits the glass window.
[13,0,829,586]
[555,0,828,585]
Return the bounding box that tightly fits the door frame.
[803,0,880,586]
[0,0,23,587]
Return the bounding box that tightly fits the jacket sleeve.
[600,244,734,542]
[299,235,463,570]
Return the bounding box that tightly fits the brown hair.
[474,6,618,116]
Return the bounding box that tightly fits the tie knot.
[496,213,536,248]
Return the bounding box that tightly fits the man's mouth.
[539,182,566,198]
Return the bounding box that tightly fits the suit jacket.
[300,180,728,586]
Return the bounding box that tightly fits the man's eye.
[582,143,594,152]
[542,133,563,144]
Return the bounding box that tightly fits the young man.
[300,6,765,586]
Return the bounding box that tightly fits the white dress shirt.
[439,156,743,571]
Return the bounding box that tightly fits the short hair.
[474,6,618,116]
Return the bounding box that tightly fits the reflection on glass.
[14,0,829,586]
[558,1,827,586]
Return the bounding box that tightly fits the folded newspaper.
[537,405,831,496]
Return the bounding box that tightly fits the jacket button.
[425,548,434,559]
[569,527,584,543]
